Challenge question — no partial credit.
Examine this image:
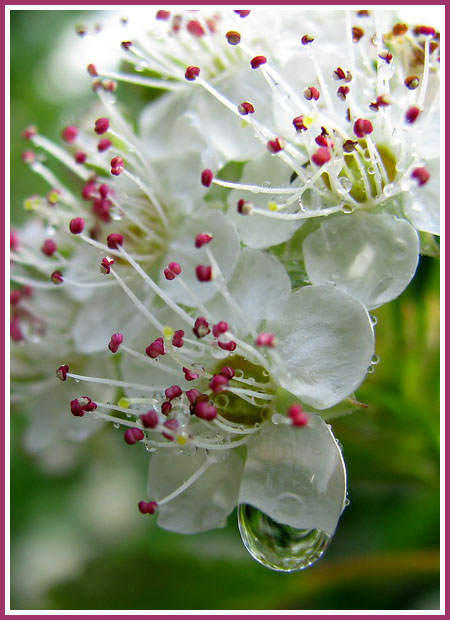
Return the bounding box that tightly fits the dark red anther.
[288,403,309,427]
[378,51,393,63]
[95,118,109,135]
[411,167,430,186]
[292,116,308,132]
[195,233,213,248]
[22,125,37,140]
[161,401,172,415]
[71,399,85,417]
[404,75,420,90]
[164,419,179,431]
[21,150,36,164]
[61,126,78,143]
[98,184,111,199]
[250,55,267,69]
[108,332,123,353]
[311,147,331,166]
[370,95,391,111]
[103,79,117,92]
[201,168,213,187]
[304,86,320,101]
[217,340,237,352]
[141,410,158,428]
[209,374,229,394]
[267,138,286,154]
[301,34,314,45]
[333,67,346,80]
[238,101,255,115]
[212,321,228,337]
[97,138,112,152]
[165,385,183,401]
[41,239,57,256]
[124,427,144,445]
[183,367,200,381]
[121,40,132,50]
[87,63,98,77]
[315,135,329,148]
[405,106,420,124]
[80,396,97,412]
[187,20,205,36]
[56,364,69,381]
[237,198,251,215]
[75,151,87,164]
[343,139,358,153]
[10,290,21,306]
[51,271,64,285]
[415,25,436,37]
[226,30,241,45]
[164,261,182,280]
[352,26,364,43]
[255,332,277,347]
[353,118,373,138]
[172,330,185,348]
[138,500,158,514]
[193,316,210,338]
[392,23,408,36]
[92,197,112,222]
[82,180,98,201]
[337,85,350,101]
[110,156,124,176]
[185,65,200,81]
[146,337,166,359]
[186,389,202,404]
[195,400,218,421]
[69,217,85,235]
[10,231,19,251]
[196,265,213,282]
[156,9,170,20]
[10,317,23,342]
[234,10,250,17]
[220,366,235,380]
[106,233,124,249]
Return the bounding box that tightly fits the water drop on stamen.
[113,422,120,429]
[383,184,395,197]
[74,378,81,383]
[341,204,355,214]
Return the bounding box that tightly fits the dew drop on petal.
[371,354,380,365]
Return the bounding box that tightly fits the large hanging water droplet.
[238,504,331,572]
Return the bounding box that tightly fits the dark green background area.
[10,10,440,611]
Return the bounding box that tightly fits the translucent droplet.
[215,394,229,409]
[325,280,336,287]
[367,365,375,373]
[113,422,120,429]
[340,177,352,191]
[126,413,132,418]
[341,204,355,214]
[344,497,351,507]
[238,504,331,572]
[262,180,272,189]
[367,166,376,175]
[371,354,380,365]
[383,183,395,197]
[370,315,378,326]
[145,441,157,452]
[110,206,124,221]
[74,378,80,383]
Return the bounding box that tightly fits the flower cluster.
[11,8,440,571]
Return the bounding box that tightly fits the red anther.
[333,67,346,80]
[110,156,124,176]
[255,332,277,347]
[234,10,251,17]
[156,9,170,20]
[195,400,218,421]
[187,20,205,37]
[51,271,64,285]
[21,150,36,164]
[288,403,309,427]
[337,85,350,101]
[79,396,97,412]
[185,65,200,81]
[250,55,267,69]
[405,106,420,124]
[353,118,373,138]
[404,75,420,90]
[97,138,112,152]
[311,147,331,166]
[315,135,329,148]
[183,367,200,381]
[343,139,358,153]
[121,40,132,50]
[103,79,117,92]
[226,30,241,45]
[304,86,320,101]
[220,366,235,380]
[186,389,202,404]
[106,233,124,249]
[82,180,98,201]
[411,167,430,186]
[237,198,251,215]
[196,265,213,282]
[56,364,69,381]
[95,117,110,135]
[10,231,19,251]
[378,51,393,63]
[87,63,98,77]
[22,125,37,140]
[10,317,23,342]
[138,500,158,514]
[124,427,144,445]
[301,34,314,45]
[267,137,286,154]
[161,401,172,415]
[22,285,33,298]
[206,17,218,33]
[352,26,364,43]
[165,385,183,400]
[10,290,21,305]
[70,399,85,417]
[415,25,436,37]
[61,126,78,143]
[92,197,112,222]
[292,116,308,132]
[141,409,158,429]
[201,168,213,187]
[370,95,391,110]
[172,330,185,348]
[193,316,210,338]
[238,101,255,115]
[172,14,182,33]
[164,419,179,431]
[108,332,123,353]
[209,374,229,394]
[218,340,237,352]
[146,337,166,359]
[164,261,182,280]
[195,233,213,248]
[75,151,87,164]
[98,184,111,199]
[392,23,408,36]
[212,321,229,337]
[69,217,85,235]
[41,239,57,256]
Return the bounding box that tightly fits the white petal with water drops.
[403,159,440,236]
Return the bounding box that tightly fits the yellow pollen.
[268,201,279,211]
[117,397,130,409]
[163,325,174,339]
[176,434,189,445]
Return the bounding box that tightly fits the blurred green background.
[10,10,440,611]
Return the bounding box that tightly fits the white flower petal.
[239,417,346,534]
[269,285,374,409]
[303,213,419,309]
[403,159,440,235]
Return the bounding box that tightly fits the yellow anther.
[268,201,279,212]
[23,198,39,211]
[163,325,174,339]
[303,116,313,129]
[176,434,189,446]
[117,397,130,409]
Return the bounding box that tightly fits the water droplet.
[370,315,378,326]
[367,365,375,374]
[383,183,395,197]
[113,422,120,429]
[215,394,229,409]
[262,180,272,189]
[371,354,380,365]
[340,177,352,191]
[145,441,157,452]
[74,378,81,383]
[238,504,331,572]
[344,497,351,507]
[325,280,336,287]
[367,166,376,175]
[234,369,244,379]
[110,206,124,221]
[341,204,355,214]
[126,413,132,418]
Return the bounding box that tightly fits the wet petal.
[403,159,440,235]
